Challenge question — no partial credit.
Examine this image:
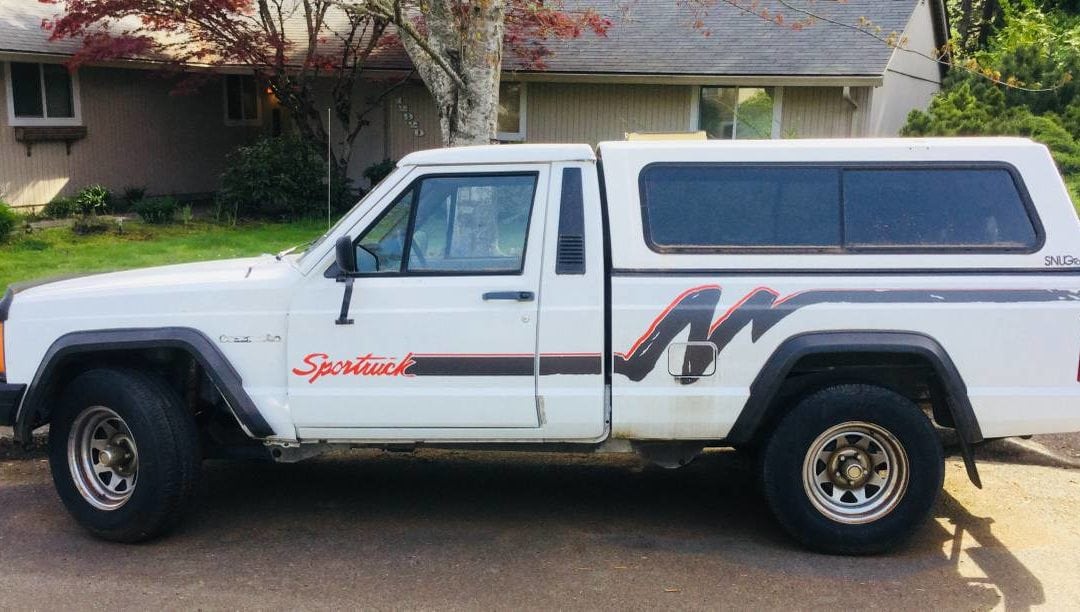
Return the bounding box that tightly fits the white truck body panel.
[598,138,1080,441]
[3,138,1078,446]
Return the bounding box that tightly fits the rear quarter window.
[640,165,840,250]
[843,168,1039,250]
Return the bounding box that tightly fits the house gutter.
[503,71,884,87]
[0,50,886,87]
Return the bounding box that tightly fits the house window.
[4,62,81,126]
[497,82,527,142]
[224,74,260,125]
[699,86,779,140]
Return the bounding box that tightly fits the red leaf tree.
[44,0,612,159]
[45,0,399,174]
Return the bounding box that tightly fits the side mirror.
[335,235,357,276]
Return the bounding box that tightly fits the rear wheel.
[48,368,201,542]
[761,384,943,555]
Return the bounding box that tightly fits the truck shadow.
[181,448,1043,608]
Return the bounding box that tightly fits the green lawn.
[1,219,327,292]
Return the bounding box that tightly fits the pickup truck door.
[287,165,549,435]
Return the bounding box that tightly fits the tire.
[760,383,943,555]
[48,368,201,542]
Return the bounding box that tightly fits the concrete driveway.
[0,447,1078,610]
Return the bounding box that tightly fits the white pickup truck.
[2,137,1078,554]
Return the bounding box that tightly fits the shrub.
[72,215,112,235]
[903,80,1080,179]
[219,136,352,220]
[75,184,111,216]
[15,209,42,223]
[135,197,179,225]
[0,202,17,243]
[42,196,77,219]
[363,158,397,187]
[114,185,147,214]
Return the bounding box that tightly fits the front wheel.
[48,368,201,542]
[761,384,943,555]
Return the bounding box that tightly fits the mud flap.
[956,431,982,489]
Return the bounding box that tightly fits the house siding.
[780,86,871,138]
[384,83,443,162]
[383,81,875,166]
[525,82,692,144]
[2,67,900,204]
[384,82,694,160]
[867,0,943,135]
[0,64,266,208]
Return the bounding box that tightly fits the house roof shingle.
[501,0,929,77]
[0,0,937,78]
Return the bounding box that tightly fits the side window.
[640,165,841,250]
[638,164,1042,253]
[409,175,537,272]
[843,169,1039,249]
[354,173,538,275]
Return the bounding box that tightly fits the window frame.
[638,161,1045,255]
[341,171,541,278]
[496,82,527,142]
[223,74,262,127]
[3,61,83,127]
[695,86,783,140]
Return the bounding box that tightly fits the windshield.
[298,166,407,263]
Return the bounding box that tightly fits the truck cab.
[287,144,606,442]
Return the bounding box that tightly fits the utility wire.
[706,0,1062,93]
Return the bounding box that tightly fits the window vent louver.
[557,235,586,272]
[556,168,586,275]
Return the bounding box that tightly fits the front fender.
[14,327,275,443]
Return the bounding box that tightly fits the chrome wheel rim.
[801,421,909,525]
[67,406,139,511]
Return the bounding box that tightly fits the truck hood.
[8,255,303,323]
[15,256,285,299]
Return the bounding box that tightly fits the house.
[0,0,948,209]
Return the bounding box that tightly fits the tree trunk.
[400,0,505,147]
[977,0,1002,49]
[958,0,973,51]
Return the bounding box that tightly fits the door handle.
[482,291,535,302]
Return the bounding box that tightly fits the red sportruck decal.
[292,352,417,383]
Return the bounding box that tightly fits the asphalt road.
[1,448,1078,611]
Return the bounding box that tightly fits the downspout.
[842,86,860,136]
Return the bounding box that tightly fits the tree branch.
[331,0,467,90]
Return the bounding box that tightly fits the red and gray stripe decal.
[614,285,1080,381]
[408,353,602,376]
[341,286,1078,378]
